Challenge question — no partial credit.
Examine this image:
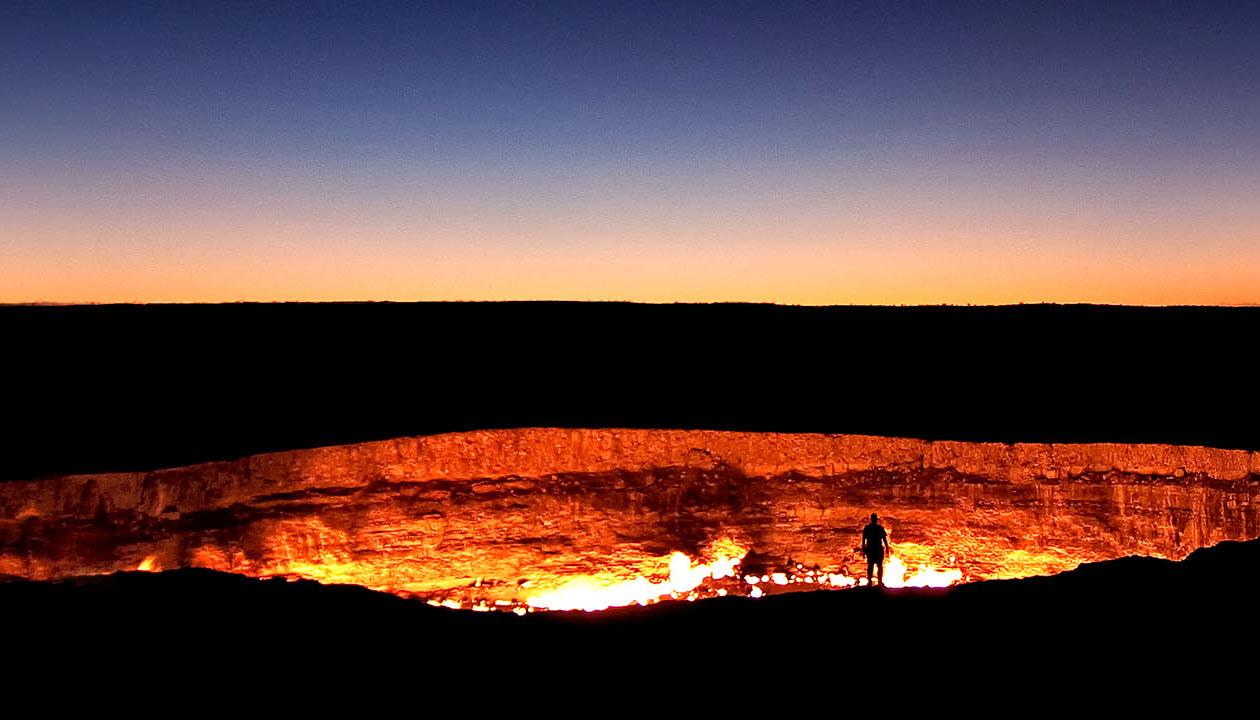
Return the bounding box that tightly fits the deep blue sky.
[3,1,1258,303]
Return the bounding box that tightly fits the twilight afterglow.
[2,1,1258,305]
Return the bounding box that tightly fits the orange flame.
[517,537,968,613]
[881,556,963,588]
[526,542,747,612]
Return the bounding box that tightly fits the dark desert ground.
[4,302,1259,690]
[6,301,1258,480]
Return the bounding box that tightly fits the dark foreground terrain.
[5,538,1258,691]
[5,303,1256,703]
[5,302,1259,480]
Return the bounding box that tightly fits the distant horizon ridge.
[3,300,1259,309]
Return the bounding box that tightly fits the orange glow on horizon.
[4,242,1256,307]
[4,168,1257,306]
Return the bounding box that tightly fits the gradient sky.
[3,0,1258,304]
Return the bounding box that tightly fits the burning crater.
[2,429,1258,612]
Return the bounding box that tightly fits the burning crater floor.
[2,428,1258,616]
[6,538,1260,691]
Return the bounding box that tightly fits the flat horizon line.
[3,299,1259,309]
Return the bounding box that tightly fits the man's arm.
[883,532,892,555]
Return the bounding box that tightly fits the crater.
[2,428,1257,612]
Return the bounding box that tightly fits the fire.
[6,428,1255,619]
[881,556,963,588]
[519,538,968,613]
[527,543,748,612]
[115,527,971,613]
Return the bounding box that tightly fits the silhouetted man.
[861,513,892,586]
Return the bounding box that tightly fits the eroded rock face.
[2,429,1258,604]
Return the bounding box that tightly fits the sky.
[2,0,1258,305]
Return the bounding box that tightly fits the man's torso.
[863,523,886,559]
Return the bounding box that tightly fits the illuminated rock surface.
[2,429,1257,608]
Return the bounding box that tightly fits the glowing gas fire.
[880,556,963,588]
[7,429,1255,621]
[124,531,970,614]
[507,538,965,613]
[526,539,746,612]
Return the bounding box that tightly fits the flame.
[740,560,959,592]
[881,556,963,588]
[171,522,973,612]
[526,543,747,612]
[903,566,964,588]
[136,555,159,572]
[518,537,970,613]
[164,522,973,613]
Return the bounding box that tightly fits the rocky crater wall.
[2,429,1257,601]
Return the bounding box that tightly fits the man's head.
[870,512,878,523]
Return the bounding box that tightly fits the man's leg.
[874,559,883,586]
[867,559,875,584]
